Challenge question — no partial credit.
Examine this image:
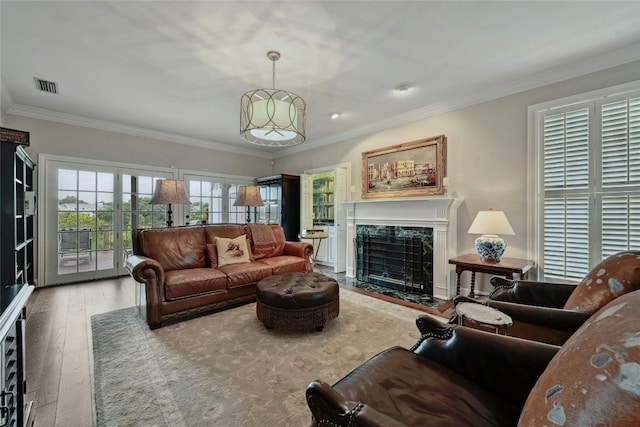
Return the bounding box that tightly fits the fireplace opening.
[356,225,433,296]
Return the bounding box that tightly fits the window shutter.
[602,97,640,186]
[543,109,589,190]
[543,197,589,280]
[602,195,640,258]
[537,88,639,282]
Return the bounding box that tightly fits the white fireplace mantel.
[343,197,461,300]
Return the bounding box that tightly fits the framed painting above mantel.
[362,134,446,199]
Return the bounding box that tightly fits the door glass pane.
[122,174,168,254]
[57,168,116,276]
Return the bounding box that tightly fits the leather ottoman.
[256,272,339,331]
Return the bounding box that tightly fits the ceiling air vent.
[34,77,58,94]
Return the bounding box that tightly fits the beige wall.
[3,115,273,178]
[276,60,640,292]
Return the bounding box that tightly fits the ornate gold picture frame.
[362,135,446,199]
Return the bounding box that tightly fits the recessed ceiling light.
[330,112,341,120]
[394,83,413,93]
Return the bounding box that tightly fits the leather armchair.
[306,290,640,426]
[485,250,640,345]
[306,315,558,427]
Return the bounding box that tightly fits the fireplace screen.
[356,225,433,295]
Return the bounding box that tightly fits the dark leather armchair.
[306,290,640,426]
[306,315,558,427]
[485,250,640,345]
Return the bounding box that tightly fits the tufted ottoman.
[256,272,339,331]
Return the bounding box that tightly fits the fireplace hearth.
[356,225,433,296]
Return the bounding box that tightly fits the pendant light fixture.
[240,51,306,147]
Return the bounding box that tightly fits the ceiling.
[2,1,640,157]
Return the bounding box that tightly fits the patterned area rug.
[92,289,446,426]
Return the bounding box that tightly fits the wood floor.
[24,273,451,426]
[25,277,136,427]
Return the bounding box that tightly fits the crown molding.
[0,79,15,114]
[276,43,640,158]
[5,103,274,159]
[5,42,640,161]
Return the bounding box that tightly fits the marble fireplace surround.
[343,198,460,300]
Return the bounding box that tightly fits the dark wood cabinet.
[255,174,300,241]
[1,129,36,287]
[0,128,35,426]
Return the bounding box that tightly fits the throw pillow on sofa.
[216,235,252,267]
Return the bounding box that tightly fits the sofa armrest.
[411,315,559,408]
[486,300,591,333]
[125,255,166,327]
[126,255,165,284]
[489,277,576,308]
[306,381,409,427]
[284,241,314,272]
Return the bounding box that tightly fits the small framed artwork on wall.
[362,134,446,199]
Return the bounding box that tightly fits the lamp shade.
[149,180,190,205]
[467,210,515,235]
[468,209,515,261]
[248,98,299,141]
[239,51,306,147]
[233,186,264,207]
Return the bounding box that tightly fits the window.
[182,174,254,224]
[532,84,640,281]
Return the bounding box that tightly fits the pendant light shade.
[240,51,306,147]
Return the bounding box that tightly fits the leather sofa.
[126,223,313,328]
[306,289,640,426]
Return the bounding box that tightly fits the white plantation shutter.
[542,107,591,280]
[600,96,640,259]
[602,97,640,186]
[543,110,589,189]
[539,90,640,281]
[543,197,589,280]
[602,195,640,258]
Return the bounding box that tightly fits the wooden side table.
[448,253,534,298]
[299,233,328,270]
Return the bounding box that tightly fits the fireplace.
[356,225,433,295]
[344,198,459,300]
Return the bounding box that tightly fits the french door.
[42,158,173,285]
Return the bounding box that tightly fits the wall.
[3,115,273,178]
[276,60,640,294]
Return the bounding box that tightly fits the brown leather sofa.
[306,289,640,426]
[126,223,313,328]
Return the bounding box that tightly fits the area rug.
[92,289,443,426]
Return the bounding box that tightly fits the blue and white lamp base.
[475,234,506,261]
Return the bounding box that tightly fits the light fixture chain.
[272,57,276,89]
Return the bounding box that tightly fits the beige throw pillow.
[216,235,251,267]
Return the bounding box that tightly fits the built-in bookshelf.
[0,127,35,426]
[1,128,36,287]
[312,172,334,226]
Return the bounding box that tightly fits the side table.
[456,302,513,335]
[299,232,328,270]
[449,253,534,298]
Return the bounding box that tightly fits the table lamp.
[149,179,190,227]
[467,209,515,261]
[233,185,264,223]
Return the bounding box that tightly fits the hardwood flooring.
[25,277,135,427]
[24,273,451,426]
